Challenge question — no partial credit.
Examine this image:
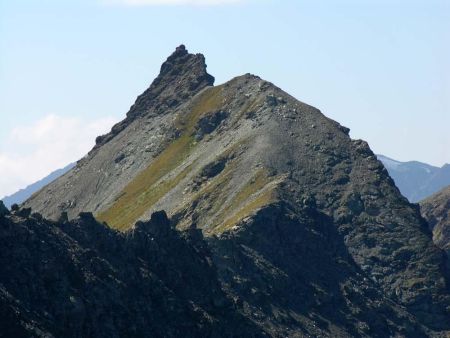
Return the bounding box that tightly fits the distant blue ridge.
[1,162,76,209]
[377,154,450,203]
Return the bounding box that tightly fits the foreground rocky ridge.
[15,46,450,336]
[1,203,450,337]
[0,205,258,337]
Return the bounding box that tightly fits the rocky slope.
[16,45,450,336]
[377,155,450,202]
[421,186,450,253]
[23,45,214,222]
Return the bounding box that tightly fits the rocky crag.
[421,186,450,254]
[11,45,450,336]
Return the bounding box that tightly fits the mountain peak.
[131,44,215,116]
[93,45,215,148]
[166,44,188,61]
[156,44,214,87]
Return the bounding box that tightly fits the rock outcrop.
[420,185,450,252]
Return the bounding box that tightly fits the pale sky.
[0,0,449,197]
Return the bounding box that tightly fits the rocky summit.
[5,45,450,336]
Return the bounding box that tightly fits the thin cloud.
[103,0,243,6]
[0,114,120,198]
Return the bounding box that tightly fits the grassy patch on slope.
[213,188,275,234]
[210,169,277,234]
[97,86,223,230]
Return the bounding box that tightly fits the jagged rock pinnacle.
[128,44,214,117]
[94,45,215,148]
[156,44,214,90]
[166,44,188,61]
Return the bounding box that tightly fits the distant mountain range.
[377,154,450,203]
[1,162,75,209]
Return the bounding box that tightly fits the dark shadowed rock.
[14,207,31,218]
[420,185,450,252]
[58,211,69,223]
[194,110,228,140]
[0,201,9,217]
[210,202,434,337]
[150,209,170,226]
[0,212,259,337]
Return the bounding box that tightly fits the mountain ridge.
[16,45,450,336]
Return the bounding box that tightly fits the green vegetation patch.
[207,168,280,234]
[218,169,269,218]
[171,155,282,235]
[175,85,224,132]
[170,150,238,230]
[213,188,275,234]
[97,86,224,230]
[97,135,196,230]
